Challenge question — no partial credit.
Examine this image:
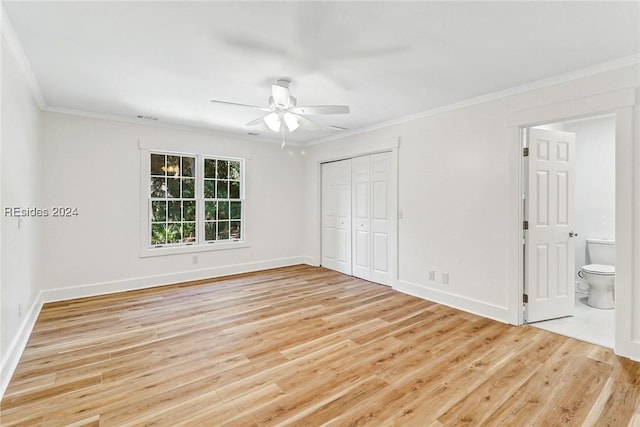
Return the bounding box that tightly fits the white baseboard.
[394,280,511,324]
[1,292,44,398]
[303,256,320,267]
[615,333,640,363]
[0,256,304,400]
[615,340,640,362]
[41,256,306,303]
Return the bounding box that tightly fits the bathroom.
[530,114,616,348]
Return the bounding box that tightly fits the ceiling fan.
[210,79,350,147]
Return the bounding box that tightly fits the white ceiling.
[4,1,639,145]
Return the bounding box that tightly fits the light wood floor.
[2,265,639,426]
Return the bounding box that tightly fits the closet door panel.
[370,152,392,285]
[321,159,352,275]
[352,155,371,280]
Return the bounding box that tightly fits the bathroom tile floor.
[528,293,615,349]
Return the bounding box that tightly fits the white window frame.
[140,148,248,257]
[200,154,245,245]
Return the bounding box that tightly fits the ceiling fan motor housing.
[268,96,296,109]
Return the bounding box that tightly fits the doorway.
[523,115,616,348]
[507,88,637,359]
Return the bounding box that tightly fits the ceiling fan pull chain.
[280,126,286,149]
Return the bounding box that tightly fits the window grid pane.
[203,156,243,243]
[149,153,197,247]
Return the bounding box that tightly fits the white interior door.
[321,160,352,275]
[525,128,576,323]
[370,152,392,285]
[352,156,371,280]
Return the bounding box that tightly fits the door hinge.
[523,293,528,303]
[523,147,529,157]
[523,220,528,230]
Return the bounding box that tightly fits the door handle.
[569,231,578,238]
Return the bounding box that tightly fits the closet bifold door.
[351,152,392,285]
[321,159,352,275]
[321,153,391,285]
[352,155,372,280]
[370,152,392,285]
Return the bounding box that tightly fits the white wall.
[304,64,640,331]
[40,113,306,299]
[567,116,616,279]
[1,37,43,386]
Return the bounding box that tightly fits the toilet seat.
[582,264,615,275]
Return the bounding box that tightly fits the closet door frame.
[316,140,398,287]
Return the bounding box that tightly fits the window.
[147,152,244,251]
[150,154,197,245]
[203,158,243,242]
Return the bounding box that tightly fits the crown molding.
[307,53,640,146]
[1,5,46,109]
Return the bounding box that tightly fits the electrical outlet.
[18,303,22,318]
[442,273,449,284]
[192,255,199,264]
[428,270,435,281]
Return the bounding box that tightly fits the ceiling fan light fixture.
[264,112,281,132]
[283,112,299,132]
[210,78,350,139]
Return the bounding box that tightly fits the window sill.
[140,241,249,258]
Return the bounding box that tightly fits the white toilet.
[579,239,616,309]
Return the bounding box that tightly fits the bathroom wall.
[567,115,616,284]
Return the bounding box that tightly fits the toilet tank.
[586,239,616,266]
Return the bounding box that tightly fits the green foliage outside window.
[149,153,243,247]
[203,158,242,242]
[150,153,197,246]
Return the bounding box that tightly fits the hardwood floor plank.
[0,414,44,427]
[219,340,362,402]
[1,265,638,426]
[435,336,562,425]
[290,376,391,426]
[2,374,56,398]
[2,375,102,411]
[481,339,592,426]
[279,319,388,360]
[595,380,640,426]
[321,383,406,427]
[384,329,546,425]
[537,357,612,425]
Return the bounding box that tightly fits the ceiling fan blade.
[210,99,271,112]
[272,82,290,107]
[292,113,321,131]
[245,116,267,126]
[290,105,350,115]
